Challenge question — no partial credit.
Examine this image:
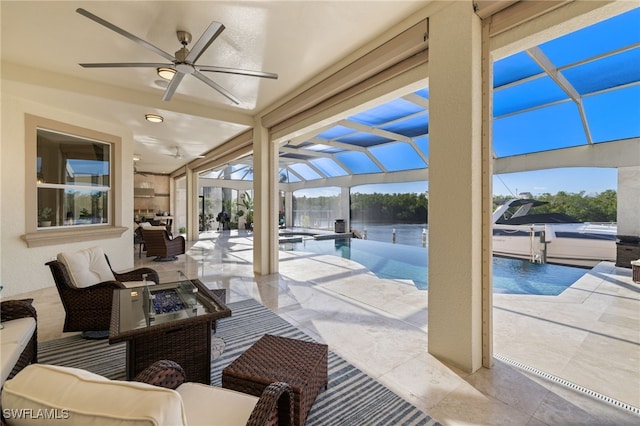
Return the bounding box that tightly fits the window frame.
[22,114,127,247]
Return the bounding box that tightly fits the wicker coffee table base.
[222,334,328,426]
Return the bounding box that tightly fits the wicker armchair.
[142,228,186,261]
[1,299,37,380]
[135,360,294,426]
[46,253,159,336]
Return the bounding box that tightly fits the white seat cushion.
[0,317,37,385]
[57,247,116,288]
[0,317,36,347]
[0,343,21,386]
[177,382,259,426]
[2,364,187,426]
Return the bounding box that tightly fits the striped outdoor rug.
[38,298,440,426]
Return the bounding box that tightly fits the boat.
[492,197,617,268]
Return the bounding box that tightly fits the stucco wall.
[1,80,136,298]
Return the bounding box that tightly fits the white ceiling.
[1,1,429,173]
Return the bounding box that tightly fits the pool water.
[281,238,588,295]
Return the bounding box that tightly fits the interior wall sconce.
[145,113,164,123]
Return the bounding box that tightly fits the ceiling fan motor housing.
[177,30,192,46]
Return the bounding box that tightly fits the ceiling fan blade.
[79,62,172,69]
[185,21,225,64]
[76,8,175,62]
[197,65,278,79]
[162,72,186,101]
[192,71,240,105]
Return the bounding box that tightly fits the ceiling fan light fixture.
[145,113,164,123]
[157,67,176,80]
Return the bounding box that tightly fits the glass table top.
[115,271,224,333]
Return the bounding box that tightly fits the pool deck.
[25,230,640,425]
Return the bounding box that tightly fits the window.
[23,115,127,247]
[37,129,111,228]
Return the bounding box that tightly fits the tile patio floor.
[26,230,640,425]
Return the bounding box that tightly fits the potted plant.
[238,193,253,230]
[235,209,245,230]
[38,207,53,227]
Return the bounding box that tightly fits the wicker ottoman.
[222,334,328,426]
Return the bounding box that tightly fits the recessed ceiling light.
[157,67,176,80]
[145,113,164,123]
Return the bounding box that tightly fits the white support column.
[481,10,494,369]
[285,191,293,228]
[617,166,640,238]
[253,118,279,275]
[340,187,350,232]
[186,165,199,242]
[427,1,486,373]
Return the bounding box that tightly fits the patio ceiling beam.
[280,146,345,168]
[280,146,328,158]
[526,46,594,145]
[494,138,640,173]
[303,136,389,174]
[380,109,429,130]
[283,167,429,192]
[311,137,367,153]
[281,166,305,182]
[363,148,388,173]
[338,115,430,167]
[291,160,328,180]
[294,143,352,173]
[286,123,337,146]
[407,140,430,167]
[402,92,429,109]
[338,119,413,143]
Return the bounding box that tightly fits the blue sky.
[492,167,617,196]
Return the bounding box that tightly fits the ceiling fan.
[75,8,278,104]
[133,164,148,176]
[164,146,205,160]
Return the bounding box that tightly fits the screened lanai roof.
[200,8,640,183]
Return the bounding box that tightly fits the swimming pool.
[280,237,588,295]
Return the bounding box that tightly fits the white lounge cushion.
[0,317,37,385]
[57,247,116,288]
[1,364,187,426]
[176,382,259,426]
